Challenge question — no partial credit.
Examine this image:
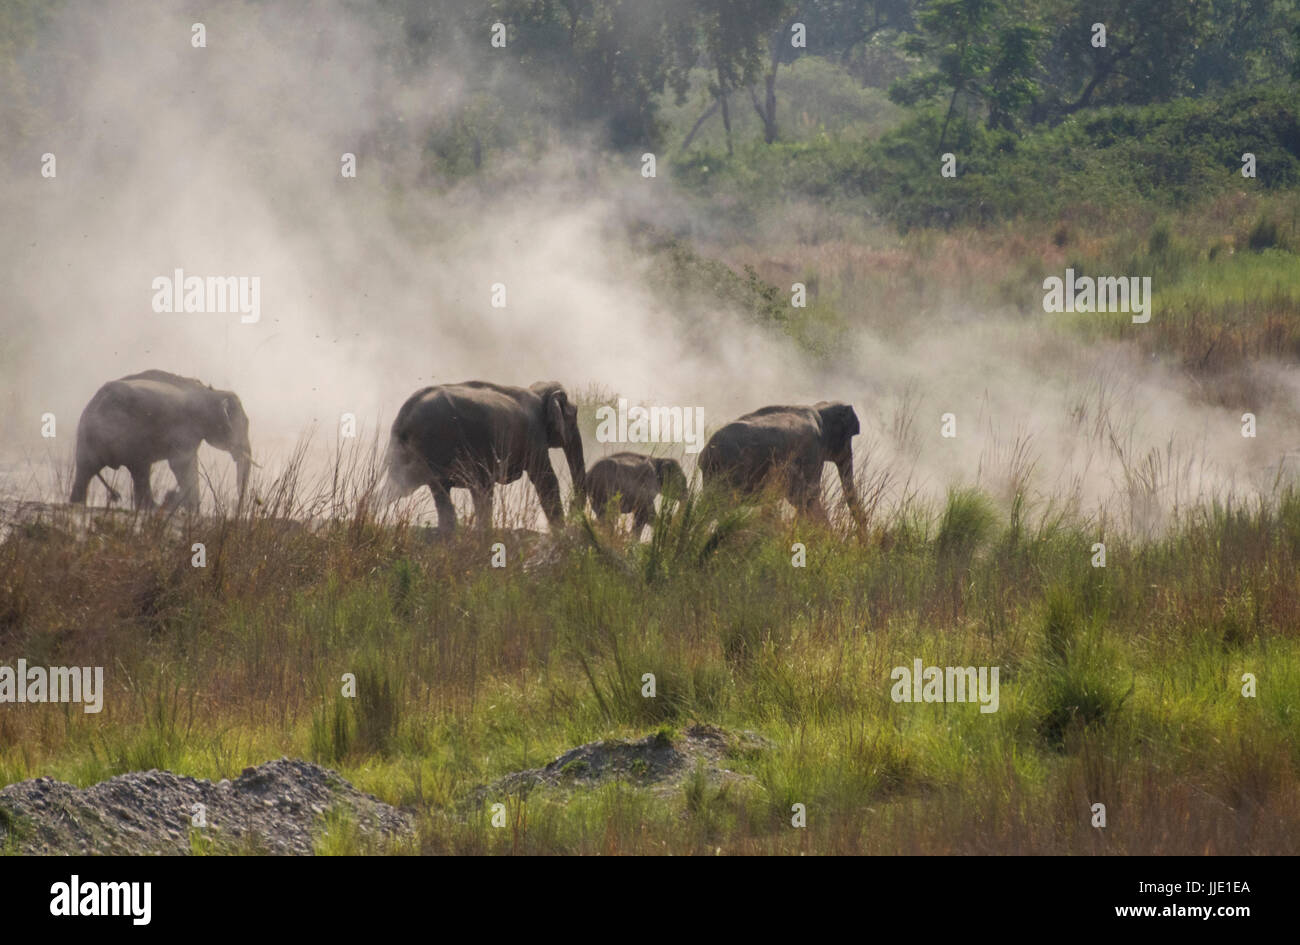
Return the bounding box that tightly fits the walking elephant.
[381,380,586,533]
[587,452,688,533]
[70,369,253,512]
[699,401,864,524]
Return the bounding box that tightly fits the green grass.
[1048,210,1300,383]
[2,478,1298,854]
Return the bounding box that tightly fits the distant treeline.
[398,0,1300,225]
[4,0,1298,223]
[673,83,1300,228]
[381,0,1300,155]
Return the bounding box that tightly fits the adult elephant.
[699,401,864,524]
[587,452,688,533]
[382,380,586,534]
[70,369,253,512]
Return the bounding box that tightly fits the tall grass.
[2,443,1298,853]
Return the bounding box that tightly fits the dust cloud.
[1,1,1294,531]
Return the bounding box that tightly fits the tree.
[1006,0,1294,125]
[1040,0,1207,119]
[746,0,915,144]
[696,0,790,153]
[888,0,1040,147]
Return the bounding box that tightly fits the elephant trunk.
[235,453,252,506]
[230,434,253,507]
[660,461,688,501]
[563,436,586,508]
[836,451,865,528]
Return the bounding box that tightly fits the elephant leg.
[591,486,617,525]
[70,459,95,505]
[168,455,201,514]
[129,463,156,511]
[471,486,493,531]
[633,503,652,534]
[531,464,564,527]
[430,481,457,535]
[794,478,828,522]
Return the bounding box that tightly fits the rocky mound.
[470,723,771,806]
[0,758,412,855]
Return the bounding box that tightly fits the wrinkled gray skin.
[70,370,253,513]
[699,401,864,524]
[587,452,688,533]
[382,380,586,534]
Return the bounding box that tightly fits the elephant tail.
[94,472,122,504]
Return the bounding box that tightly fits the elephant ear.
[219,395,241,436]
[214,394,248,446]
[544,388,568,447]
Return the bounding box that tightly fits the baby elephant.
[587,452,688,532]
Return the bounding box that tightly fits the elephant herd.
[69,371,865,531]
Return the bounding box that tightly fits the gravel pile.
[0,758,413,855]
[469,723,771,807]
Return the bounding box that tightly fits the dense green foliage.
[5,0,1298,221]
[673,83,1300,228]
